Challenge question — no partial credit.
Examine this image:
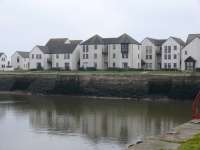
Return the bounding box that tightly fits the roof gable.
[170,37,185,46]
[17,51,29,58]
[186,34,200,44]
[82,33,140,45]
[145,38,166,46]
[0,53,5,57]
[34,38,82,54]
[82,35,104,45]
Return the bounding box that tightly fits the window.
[56,54,59,59]
[174,63,177,69]
[113,62,116,68]
[86,45,89,52]
[86,54,89,59]
[174,54,177,59]
[168,46,171,53]
[122,53,128,59]
[113,44,116,50]
[17,57,20,63]
[164,46,167,52]
[174,46,177,50]
[83,45,85,52]
[64,53,70,59]
[168,54,171,60]
[94,53,97,59]
[32,54,34,59]
[164,63,167,69]
[121,44,129,52]
[113,53,116,59]
[168,63,171,69]
[94,45,98,50]
[185,51,188,55]
[164,54,167,60]
[56,63,59,68]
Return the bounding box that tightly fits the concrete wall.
[0,74,199,99]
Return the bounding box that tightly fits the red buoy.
[192,91,200,119]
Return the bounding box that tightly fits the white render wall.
[80,44,141,69]
[11,52,29,70]
[0,54,8,71]
[29,46,51,70]
[141,39,161,70]
[181,38,200,70]
[51,45,81,70]
[80,44,105,69]
[161,38,183,70]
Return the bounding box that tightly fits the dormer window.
[65,39,71,44]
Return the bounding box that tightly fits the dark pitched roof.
[118,33,140,44]
[82,35,104,45]
[36,46,49,54]
[146,38,166,46]
[186,34,200,44]
[170,37,185,46]
[37,38,82,54]
[185,56,196,62]
[17,51,29,58]
[82,33,140,45]
[0,53,4,57]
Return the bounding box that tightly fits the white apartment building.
[30,38,82,70]
[161,37,185,70]
[141,38,166,70]
[80,33,141,69]
[11,51,30,70]
[0,53,7,71]
[181,34,200,71]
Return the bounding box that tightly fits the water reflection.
[0,95,192,150]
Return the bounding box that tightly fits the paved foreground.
[128,120,200,150]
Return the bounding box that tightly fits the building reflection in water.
[22,96,191,144]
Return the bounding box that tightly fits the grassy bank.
[178,134,200,150]
[0,70,199,77]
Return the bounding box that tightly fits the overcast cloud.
[0,0,200,56]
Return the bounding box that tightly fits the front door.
[185,62,195,71]
[36,62,42,70]
[65,63,70,70]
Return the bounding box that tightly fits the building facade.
[80,33,141,69]
[30,38,82,70]
[11,51,30,70]
[161,37,185,70]
[181,34,200,71]
[141,38,166,70]
[0,53,8,71]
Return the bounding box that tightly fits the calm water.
[0,95,192,150]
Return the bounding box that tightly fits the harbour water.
[0,95,192,150]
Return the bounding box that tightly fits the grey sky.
[0,0,200,56]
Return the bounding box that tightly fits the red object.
[192,91,200,119]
